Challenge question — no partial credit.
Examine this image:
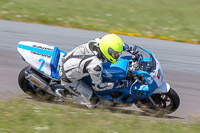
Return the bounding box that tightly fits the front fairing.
[134,47,163,90]
[96,47,164,103]
[96,83,152,103]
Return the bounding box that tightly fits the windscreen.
[136,47,156,73]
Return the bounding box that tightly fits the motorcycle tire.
[18,66,36,97]
[18,66,55,101]
[135,88,180,115]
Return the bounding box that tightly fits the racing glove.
[93,82,114,91]
[123,43,139,55]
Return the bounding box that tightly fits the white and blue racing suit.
[59,38,135,99]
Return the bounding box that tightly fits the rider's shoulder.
[87,38,100,45]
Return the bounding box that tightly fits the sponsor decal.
[147,77,153,84]
[31,51,51,58]
[31,79,40,87]
[33,44,53,51]
[131,90,149,97]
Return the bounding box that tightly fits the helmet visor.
[108,48,122,59]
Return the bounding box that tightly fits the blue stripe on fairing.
[50,47,60,78]
[18,44,53,56]
[53,50,67,79]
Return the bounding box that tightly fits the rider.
[58,34,137,103]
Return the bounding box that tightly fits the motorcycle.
[17,41,180,115]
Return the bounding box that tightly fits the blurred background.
[0,0,200,132]
[0,0,200,42]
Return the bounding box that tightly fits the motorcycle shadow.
[26,96,183,119]
[107,107,184,119]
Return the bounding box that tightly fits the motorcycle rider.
[58,34,137,106]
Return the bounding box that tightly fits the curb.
[110,30,200,45]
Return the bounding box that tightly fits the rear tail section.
[17,41,66,79]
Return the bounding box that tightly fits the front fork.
[148,96,157,107]
[148,82,171,107]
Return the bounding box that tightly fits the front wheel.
[135,88,180,115]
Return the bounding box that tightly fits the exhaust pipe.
[25,71,57,96]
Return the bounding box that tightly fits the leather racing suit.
[58,38,134,100]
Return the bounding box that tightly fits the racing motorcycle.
[17,41,180,115]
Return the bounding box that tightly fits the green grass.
[0,0,200,42]
[0,98,200,133]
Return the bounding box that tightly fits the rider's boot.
[65,86,95,108]
[51,85,66,101]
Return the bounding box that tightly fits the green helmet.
[99,34,123,63]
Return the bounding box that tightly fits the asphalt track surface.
[0,19,200,118]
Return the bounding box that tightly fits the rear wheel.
[18,66,55,101]
[18,66,36,96]
[135,88,180,115]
